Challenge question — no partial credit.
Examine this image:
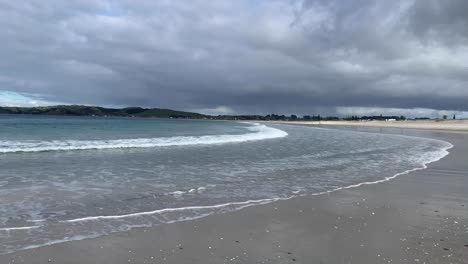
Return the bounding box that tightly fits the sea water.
[0,115,452,254]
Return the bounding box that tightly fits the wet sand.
[1,128,467,264]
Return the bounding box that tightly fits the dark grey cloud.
[0,0,467,116]
[408,0,468,41]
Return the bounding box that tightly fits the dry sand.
[274,119,468,132]
[1,128,467,264]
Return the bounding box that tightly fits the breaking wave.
[0,123,288,153]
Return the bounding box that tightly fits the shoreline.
[265,120,468,133]
[1,127,467,263]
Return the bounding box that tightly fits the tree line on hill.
[212,114,340,121]
[211,114,414,121]
[0,105,206,119]
[342,114,406,121]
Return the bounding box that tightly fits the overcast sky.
[1,0,467,117]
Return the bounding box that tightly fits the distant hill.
[0,105,207,119]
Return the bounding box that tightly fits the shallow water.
[0,116,451,254]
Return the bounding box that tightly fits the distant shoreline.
[3,110,468,132]
[266,119,468,132]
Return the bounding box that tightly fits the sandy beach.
[1,127,467,264]
[272,120,468,132]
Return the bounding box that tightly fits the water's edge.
[0,126,453,255]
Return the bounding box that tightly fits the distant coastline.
[0,105,206,119]
[1,105,465,126]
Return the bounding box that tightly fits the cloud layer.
[1,0,467,116]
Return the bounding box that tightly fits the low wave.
[0,123,288,153]
[0,136,453,255]
[61,137,453,224]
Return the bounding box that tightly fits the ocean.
[0,115,452,254]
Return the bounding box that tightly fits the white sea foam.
[0,123,288,153]
[170,191,185,197]
[0,226,40,231]
[166,186,208,197]
[61,198,280,223]
[54,134,452,224]
[320,141,453,193]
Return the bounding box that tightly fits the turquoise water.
[0,115,451,254]
[0,116,286,152]
[0,115,253,145]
